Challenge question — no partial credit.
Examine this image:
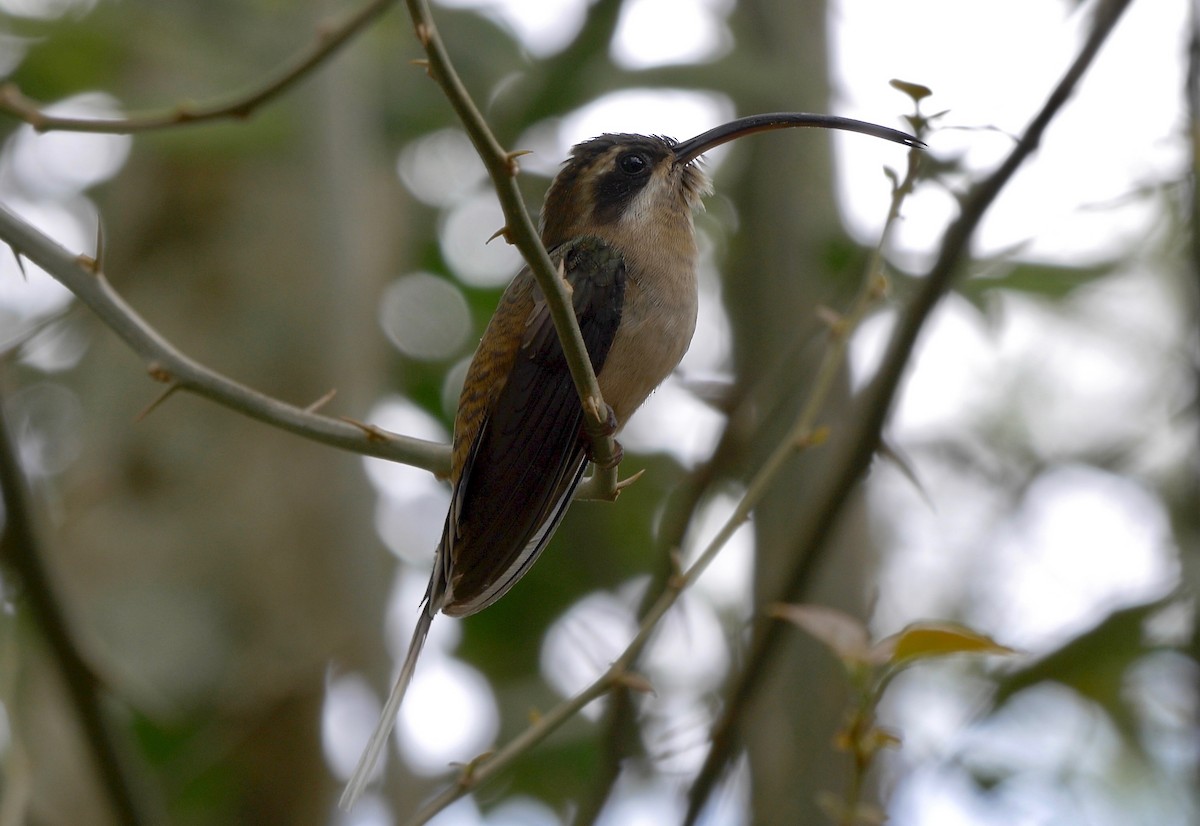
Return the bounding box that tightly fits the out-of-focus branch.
[401,0,622,492]
[0,204,451,473]
[0,374,156,826]
[1184,0,1200,673]
[682,1,1137,820]
[0,0,398,134]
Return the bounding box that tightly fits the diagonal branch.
[0,0,398,134]
[0,204,450,473]
[682,0,1137,820]
[401,0,622,492]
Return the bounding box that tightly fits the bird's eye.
[617,151,649,176]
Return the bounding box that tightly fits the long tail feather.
[338,607,435,810]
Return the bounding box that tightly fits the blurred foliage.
[992,595,1174,743]
[0,0,1195,825]
[772,604,1014,825]
[959,257,1121,306]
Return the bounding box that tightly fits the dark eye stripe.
[594,150,657,223]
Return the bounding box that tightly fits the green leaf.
[890,79,933,102]
[959,258,1119,305]
[876,621,1015,668]
[770,603,871,665]
[992,595,1174,742]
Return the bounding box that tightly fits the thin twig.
[0,373,157,825]
[0,204,451,473]
[401,0,621,488]
[0,0,398,134]
[404,673,618,825]
[682,0,1136,819]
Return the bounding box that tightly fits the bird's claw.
[591,439,623,470]
[583,403,623,469]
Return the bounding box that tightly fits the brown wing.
[438,236,626,617]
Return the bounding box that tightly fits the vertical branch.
[1184,0,1200,678]
[0,376,154,826]
[400,0,622,485]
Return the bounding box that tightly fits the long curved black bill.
[673,112,922,165]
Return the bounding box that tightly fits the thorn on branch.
[486,225,513,245]
[450,750,494,788]
[173,101,202,123]
[815,304,847,337]
[504,149,532,176]
[613,670,655,695]
[614,467,645,494]
[146,362,173,383]
[136,380,181,422]
[794,425,830,451]
[304,388,338,414]
[667,548,687,591]
[414,21,432,47]
[410,58,432,77]
[339,416,393,444]
[868,273,889,299]
[75,254,100,275]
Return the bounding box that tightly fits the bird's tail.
[338,606,435,810]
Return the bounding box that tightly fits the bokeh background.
[0,0,1195,824]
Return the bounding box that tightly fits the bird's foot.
[583,402,623,469]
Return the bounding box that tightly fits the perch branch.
[401,0,621,491]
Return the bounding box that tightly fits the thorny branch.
[0,0,398,134]
[0,205,451,473]
[0,0,626,493]
[401,0,624,492]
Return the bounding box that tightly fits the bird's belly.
[597,286,698,426]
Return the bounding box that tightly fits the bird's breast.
[596,234,698,426]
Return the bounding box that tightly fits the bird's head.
[539,113,921,249]
[539,133,709,249]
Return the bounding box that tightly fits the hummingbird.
[340,112,918,808]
